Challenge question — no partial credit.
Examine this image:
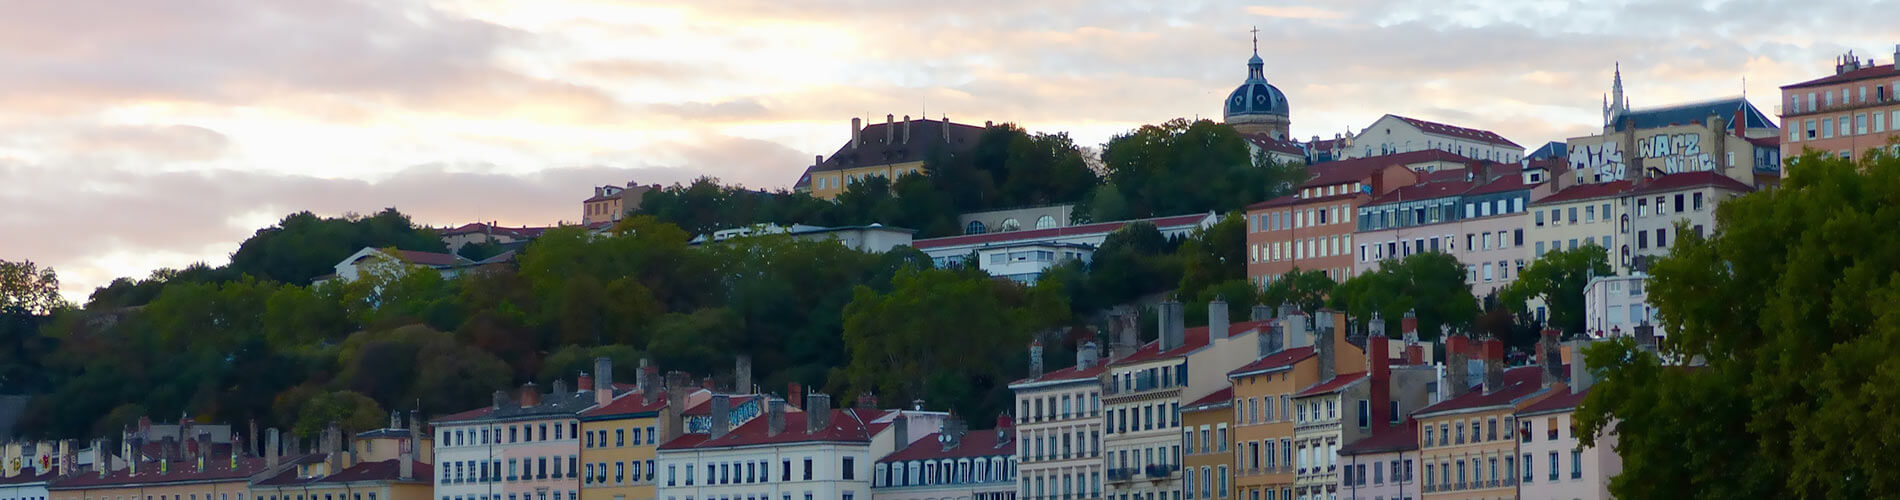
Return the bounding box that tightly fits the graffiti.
[1638,133,1715,174]
[1568,140,1627,182]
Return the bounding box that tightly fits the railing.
[1504,477,1516,486]
[1106,468,1137,482]
[1488,479,1500,488]
[1144,464,1179,479]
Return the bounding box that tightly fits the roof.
[1745,135,1780,148]
[1228,346,1316,377]
[1531,180,1635,205]
[580,391,668,419]
[683,395,763,416]
[442,223,549,239]
[1366,178,1474,205]
[1243,133,1306,156]
[806,118,986,176]
[392,250,464,268]
[1413,366,1546,417]
[659,408,893,450]
[1394,116,1522,148]
[1613,97,1777,132]
[876,429,1015,463]
[0,470,55,485]
[1245,192,1360,210]
[316,459,433,484]
[913,212,1211,250]
[1781,63,1900,89]
[1630,171,1753,195]
[1518,386,1591,416]
[1303,149,1477,188]
[1294,372,1366,397]
[1010,362,1107,387]
[1184,387,1235,410]
[1338,423,1418,455]
[1110,320,1268,368]
[1465,170,1532,196]
[51,456,292,489]
[432,389,601,424]
[1526,141,1568,161]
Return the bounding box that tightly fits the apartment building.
[1780,47,1900,163]
[872,416,1016,500]
[433,381,597,500]
[1622,172,1752,270]
[1352,169,1536,297]
[1335,424,1418,500]
[1525,181,1632,298]
[1577,65,1781,187]
[580,360,670,500]
[1102,301,1266,500]
[1010,338,1106,500]
[793,115,986,200]
[1514,344,1617,500]
[1247,152,1443,285]
[1347,115,1523,163]
[252,421,432,500]
[654,395,939,500]
[1179,389,1231,500]
[1289,314,1438,500]
[1412,336,1547,500]
[1225,308,1318,500]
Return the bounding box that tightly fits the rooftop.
[1518,385,1590,416]
[1531,180,1635,205]
[876,429,1015,463]
[913,212,1211,250]
[1613,97,1777,132]
[1781,62,1900,89]
[1338,422,1418,455]
[1629,171,1754,195]
[807,118,987,175]
[1295,372,1366,398]
[658,408,893,450]
[1413,366,1547,417]
[1302,149,1476,189]
[1228,346,1317,378]
[1184,387,1235,411]
[1111,320,1270,368]
[1394,115,1522,148]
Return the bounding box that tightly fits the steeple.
[1603,62,1628,127]
[1247,26,1265,80]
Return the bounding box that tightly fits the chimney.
[1208,297,1230,341]
[1733,109,1746,137]
[1368,322,1391,428]
[902,115,912,144]
[709,395,731,439]
[892,413,910,448]
[805,394,833,434]
[1028,340,1045,378]
[1368,311,1387,341]
[57,439,75,477]
[1284,306,1310,348]
[91,438,107,478]
[884,114,895,144]
[596,356,615,396]
[1251,304,1272,322]
[1158,299,1185,351]
[767,399,787,436]
[1568,340,1595,394]
[265,428,280,469]
[1634,322,1658,353]
[787,382,803,410]
[701,377,716,391]
[1540,328,1564,386]
[180,418,195,463]
[1258,322,1285,357]
[813,155,824,169]
[1109,307,1138,361]
[1481,337,1505,394]
[1404,330,1423,366]
[1445,328,1471,399]
[942,115,951,142]
[519,382,540,408]
[1076,341,1099,370]
[663,371,691,441]
[640,359,660,404]
[735,355,754,394]
[941,415,967,449]
[1315,309,1337,380]
[197,432,212,472]
[851,117,862,149]
[552,379,568,397]
[995,414,1013,443]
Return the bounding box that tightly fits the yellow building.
[578,365,669,500]
[1413,337,1550,500]
[794,115,985,200]
[1226,308,1333,500]
[251,420,432,500]
[1180,388,1233,500]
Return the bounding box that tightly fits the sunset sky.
[3,0,1895,301]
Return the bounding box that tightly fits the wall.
[957,205,1076,235]
[1516,409,1619,500]
[1013,378,1103,500]
[1230,358,1319,500]
[1781,73,1900,162]
[807,162,926,201]
[1582,276,1651,338]
[1181,404,1230,500]
[580,414,660,500]
[1349,116,1523,163]
[1338,448,1417,500]
[1625,185,1734,266]
[656,443,872,500]
[501,417,582,500]
[1416,407,1519,500]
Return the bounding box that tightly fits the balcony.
[1504,477,1516,486]
[1107,468,1138,482]
[1144,464,1179,481]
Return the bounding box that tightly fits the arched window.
[965,221,987,234]
[1000,218,1021,232]
[1035,215,1057,229]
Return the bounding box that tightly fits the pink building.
[1351,165,1540,297]
[434,380,605,500]
[1514,348,1618,500]
[1337,423,1420,500]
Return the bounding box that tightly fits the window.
[1356,400,1369,427]
[1571,450,1583,479]
[803,458,813,480]
[1549,452,1560,480]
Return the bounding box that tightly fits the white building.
[1348,115,1524,163]
[320,247,491,284]
[958,205,1076,235]
[431,382,601,500]
[1622,171,1752,271]
[1515,345,1619,500]
[977,243,1094,283]
[1009,341,1106,500]
[1581,275,1653,339]
[0,453,53,500]
[916,213,1217,271]
[655,395,940,500]
[1102,301,1266,500]
[872,416,1017,500]
[692,224,915,254]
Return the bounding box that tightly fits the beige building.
[1779,47,1900,163]
[583,183,658,226]
[1571,65,1780,189]
[1622,171,1753,271]
[580,360,668,500]
[1413,336,1549,500]
[1102,301,1266,500]
[1348,115,1523,163]
[794,115,985,200]
[1180,388,1231,500]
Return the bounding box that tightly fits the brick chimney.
[1445,327,1471,399]
[902,115,912,144]
[663,371,692,441]
[787,382,803,410]
[1208,297,1230,341]
[1481,337,1505,394]
[1028,340,1045,378]
[519,382,540,408]
[805,394,833,434]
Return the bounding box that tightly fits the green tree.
[1260,268,1336,315]
[227,209,446,286]
[1498,245,1612,334]
[0,260,69,315]
[285,390,385,439]
[1574,152,1900,498]
[1175,213,1249,300]
[1096,119,1297,219]
[1086,222,1182,306]
[1329,253,1478,339]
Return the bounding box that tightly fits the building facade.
[1335,424,1419,500]
[581,361,670,500]
[1348,116,1522,163]
[957,206,1076,235]
[794,116,986,200]
[655,395,937,500]
[433,382,597,500]
[1779,48,1900,163]
[1525,181,1632,281]
[583,183,658,226]
[1103,302,1266,500]
[1179,389,1230,500]
[1226,308,1318,500]
[1580,275,1652,339]
[872,417,1016,500]
[916,213,1217,271]
[1351,171,1535,297]
[1247,153,1444,285]
[1009,341,1106,500]
[1412,338,1546,500]
[1514,388,1617,500]
[1622,172,1752,270]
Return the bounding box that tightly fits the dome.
[1224,55,1288,120]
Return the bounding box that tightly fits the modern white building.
[1009,341,1106,500]
[916,213,1217,271]
[1348,115,1524,163]
[872,416,1017,500]
[958,205,1076,235]
[320,247,495,284]
[691,224,915,254]
[976,243,1094,283]
[655,395,940,500]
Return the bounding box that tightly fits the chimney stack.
[902,115,912,144]
[1481,337,1505,394]
[1568,340,1595,394]
[1076,341,1099,370]
[91,438,107,478]
[1251,304,1272,322]
[851,117,863,149]
[805,394,833,434]
[735,355,754,394]
[640,359,660,404]
[1368,320,1391,428]
[1403,325,1423,366]
[1315,309,1337,380]
[942,115,951,142]
[577,372,593,394]
[892,413,910,448]
[519,382,540,408]
[551,379,567,397]
[885,114,895,144]
[787,382,803,410]
[492,390,508,409]
[856,392,878,410]
[709,395,731,439]
[663,371,691,441]
[1109,306,1138,361]
[701,377,716,391]
[1284,305,1310,348]
[767,399,787,437]
[265,428,280,469]
[1540,328,1564,386]
[995,414,1013,443]
[1028,340,1045,378]
[1446,327,1472,399]
[1158,299,1185,351]
[941,415,967,449]
[1208,297,1230,341]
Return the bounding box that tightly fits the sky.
[2,0,1896,302]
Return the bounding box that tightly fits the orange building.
[1780,48,1900,163]
[1246,151,1457,286]
[1412,336,1551,500]
[1225,308,1364,500]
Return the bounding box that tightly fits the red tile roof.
[0,470,55,485]
[1630,171,1753,195]
[1245,192,1361,210]
[1518,385,1590,415]
[432,405,495,423]
[315,459,433,484]
[393,249,463,267]
[1366,179,1475,205]
[660,408,893,449]
[1110,320,1269,368]
[51,456,290,489]
[1465,170,1532,196]
[1228,346,1316,377]
[1184,387,1235,410]
[1243,134,1306,156]
[1531,180,1635,205]
[876,429,1015,463]
[683,395,763,416]
[656,433,710,450]
[913,213,1211,250]
[1413,366,1546,416]
[580,391,668,418]
[1394,116,1522,148]
[1304,149,1475,189]
[1295,372,1366,397]
[1011,362,1107,386]
[1781,63,1900,89]
[1339,422,1418,455]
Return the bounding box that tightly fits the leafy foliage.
[1329,252,1478,339]
[1498,244,1612,334]
[1260,268,1336,314]
[1092,119,1304,221]
[0,260,68,315]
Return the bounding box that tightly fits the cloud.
[1247,5,1347,20]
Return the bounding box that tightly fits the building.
[441,224,549,255]
[432,380,599,500]
[1411,336,1547,500]
[48,440,277,500]
[1178,388,1230,500]
[1225,307,1322,500]
[1289,314,1437,500]
[1514,343,1617,500]
[1247,152,1452,285]
[1008,340,1106,500]
[1525,181,1632,283]
[320,247,496,285]
[579,360,671,500]
[1580,275,1652,339]
[252,419,432,500]
[916,213,1218,273]
[795,116,986,200]
[1102,301,1267,500]
[1572,65,1780,188]
[654,394,941,500]
[1223,33,1291,140]
[1242,135,1309,167]
[584,183,659,226]
[976,243,1095,284]
[1348,115,1522,163]
[1350,167,1536,297]
[1335,421,1418,500]
[1623,171,1752,270]
[691,224,915,254]
[958,206,1076,235]
[0,442,64,500]
[872,416,1016,500]
[1779,47,1900,163]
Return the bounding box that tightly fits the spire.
[1245,27,1265,80]
[1251,26,1259,56]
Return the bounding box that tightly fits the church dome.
[1224,54,1289,120]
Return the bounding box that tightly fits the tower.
[1603,62,1628,127]
[1223,27,1291,139]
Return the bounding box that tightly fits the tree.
[1260,268,1335,315]
[1096,119,1296,219]
[1498,245,1612,334]
[1176,213,1249,300]
[1086,222,1182,306]
[1573,152,1900,498]
[227,209,446,286]
[1329,252,1478,339]
[0,259,68,315]
[286,390,385,439]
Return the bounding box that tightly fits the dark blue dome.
[1224,55,1288,119]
